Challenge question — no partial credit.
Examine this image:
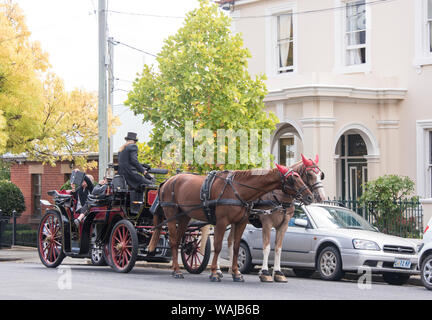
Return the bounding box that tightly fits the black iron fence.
[324,198,423,238]
[0,212,38,248]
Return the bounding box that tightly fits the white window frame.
[334,0,371,74]
[276,14,294,73]
[416,120,432,199]
[414,0,432,68]
[265,3,298,78]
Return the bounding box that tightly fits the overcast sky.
[16,0,200,150]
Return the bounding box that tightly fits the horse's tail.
[148,210,163,253]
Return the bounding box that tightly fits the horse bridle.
[302,164,324,193]
[279,169,310,200]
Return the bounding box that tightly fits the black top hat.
[125,132,138,141]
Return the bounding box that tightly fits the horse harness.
[156,169,306,228]
[158,171,254,226]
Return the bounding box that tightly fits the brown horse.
[148,166,314,282]
[220,155,326,282]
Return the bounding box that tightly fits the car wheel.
[90,246,108,266]
[382,272,410,286]
[317,246,344,281]
[292,268,315,278]
[421,254,432,290]
[237,241,253,274]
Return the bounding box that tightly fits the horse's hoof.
[209,273,221,282]
[232,274,245,282]
[273,271,287,283]
[172,271,184,279]
[259,274,274,282]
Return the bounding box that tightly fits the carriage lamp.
[352,239,380,251]
[105,166,115,180]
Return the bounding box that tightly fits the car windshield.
[307,206,377,231]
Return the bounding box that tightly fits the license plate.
[393,258,411,269]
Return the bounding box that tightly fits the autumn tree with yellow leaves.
[0,1,119,168]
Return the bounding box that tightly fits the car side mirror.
[294,218,309,228]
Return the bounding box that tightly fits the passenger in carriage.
[71,172,94,222]
[117,132,153,191]
[73,177,108,227]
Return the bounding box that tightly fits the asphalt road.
[0,261,431,300]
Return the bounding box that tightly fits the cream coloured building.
[224,0,432,211]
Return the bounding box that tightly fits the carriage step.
[65,252,89,258]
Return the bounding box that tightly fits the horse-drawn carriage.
[38,154,325,283]
[37,164,211,274]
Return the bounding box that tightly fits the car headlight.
[352,239,380,251]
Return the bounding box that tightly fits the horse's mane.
[228,168,279,183]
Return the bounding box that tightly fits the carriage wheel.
[180,232,211,274]
[37,210,65,268]
[109,220,138,273]
[102,243,113,267]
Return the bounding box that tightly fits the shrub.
[359,175,420,237]
[60,180,71,191]
[0,180,26,218]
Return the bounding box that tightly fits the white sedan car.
[222,203,420,285]
[418,217,432,290]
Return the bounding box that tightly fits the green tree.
[359,175,420,237]
[126,0,277,173]
[0,180,25,217]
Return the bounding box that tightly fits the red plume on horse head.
[301,154,319,166]
[275,162,289,175]
[275,162,290,175]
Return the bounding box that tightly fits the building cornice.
[377,120,400,129]
[264,84,407,103]
[231,0,259,8]
[300,117,337,128]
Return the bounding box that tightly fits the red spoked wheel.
[37,210,65,268]
[102,243,113,267]
[109,220,138,273]
[180,232,211,274]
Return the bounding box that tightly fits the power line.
[106,9,184,19]
[105,0,395,20]
[229,0,394,19]
[115,40,157,57]
[114,88,129,93]
[115,78,134,83]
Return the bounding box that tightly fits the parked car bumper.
[341,249,420,275]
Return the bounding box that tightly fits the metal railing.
[0,211,38,248]
[324,198,423,238]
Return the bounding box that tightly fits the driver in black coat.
[118,132,153,191]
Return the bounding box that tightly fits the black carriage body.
[42,187,170,261]
[38,165,210,273]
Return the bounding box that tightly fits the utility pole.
[98,0,108,180]
[107,37,115,164]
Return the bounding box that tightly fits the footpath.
[0,245,423,287]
